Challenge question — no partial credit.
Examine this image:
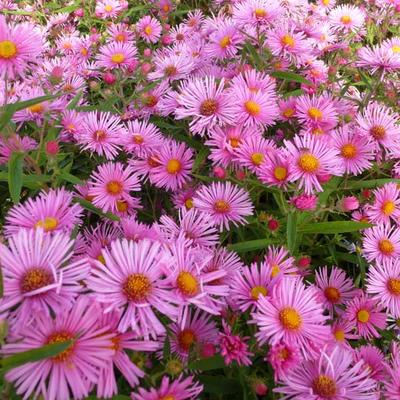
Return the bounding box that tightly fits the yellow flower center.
[178,329,197,351]
[341,143,357,159]
[166,159,182,174]
[357,309,370,323]
[220,35,231,49]
[123,273,152,302]
[177,271,199,297]
[251,152,264,166]
[312,375,337,397]
[324,286,341,303]
[97,254,106,265]
[165,65,177,77]
[308,107,323,120]
[334,329,345,342]
[229,137,241,148]
[133,134,144,144]
[104,4,113,12]
[387,278,400,295]
[271,264,280,278]
[244,100,261,116]
[370,125,386,140]
[115,33,125,42]
[279,307,302,330]
[144,25,153,36]
[254,8,266,18]
[279,348,289,360]
[283,108,295,118]
[322,0,330,6]
[94,129,106,140]
[273,166,288,181]
[20,267,53,293]
[250,285,267,300]
[111,53,125,64]
[47,331,74,362]
[281,34,295,48]
[298,153,320,173]
[214,199,231,213]
[116,200,129,212]
[0,40,17,59]
[379,239,394,255]
[185,198,194,209]
[392,45,400,53]
[340,15,351,24]
[200,99,218,116]
[382,200,395,216]
[28,103,44,113]
[35,217,59,232]
[106,180,123,195]
[160,396,175,400]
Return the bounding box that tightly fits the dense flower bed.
[0,0,400,398]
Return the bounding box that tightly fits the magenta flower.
[353,344,388,381]
[267,341,302,381]
[264,246,296,279]
[290,193,318,211]
[97,41,137,69]
[257,150,293,189]
[329,4,366,33]
[136,16,162,43]
[365,183,400,225]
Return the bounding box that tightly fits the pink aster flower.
[284,134,342,194]
[330,319,358,350]
[314,266,357,315]
[136,16,162,43]
[78,111,125,159]
[331,126,375,175]
[267,341,302,381]
[133,375,203,400]
[219,321,253,366]
[365,183,400,225]
[148,52,194,82]
[59,110,85,141]
[233,0,282,28]
[353,344,388,381]
[0,16,43,78]
[0,134,36,165]
[345,293,387,339]
[230,261,278,312]
[166,308,218,361]
[3,296,114,400]
[88,162,141,214]
[366,258,400,318]
[329,5,366,33]
[356,102,400,152]
[193,181,254,231]
[97,41,137,69]
[150,141,194,191]
[158,208,219,248]
[120,216,159,242]
[123,119,164,157]
[264,246,296,279]
[175,76,236,136]
[107,23,134,43]
[362,225,400,264]
[257,150,293,189]
[252,277,330,356]
[96,0,123,18]
[88,238,177,338]
[275,346,378,399]
[0,228,89,331]
[357,45,400,75]
[290,193,319,211]
[4,188,83,237]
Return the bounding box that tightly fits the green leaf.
[227,239,269,253]
[8,152,24,203]
[67,90,83,110]
[271,71,313,86]
[283,88,304,98]
[188,355,225,371]
[199,375,242,394]
[163,335,170,360]
[1,341,73,372]
[192,147,209,173]
[340,179,400,190]
[76,198,120,221]
[58,171,84,185]
[298,221,373,234]
[286,212,297,253]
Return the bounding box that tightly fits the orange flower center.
[106,180,123,195]
[47,331,74,362]
[324,286,341,303]
[283,108,295,118]
[214,199,231,213]
[35,217,59,232]
[250,285,267,300]
[111,53,125,64]
[281,34,295,47]
[0,40,17,59]
[178,329,197,351]
[279,307,302,330]
[177,271,199,297]
[357,309,370,323]
[379,239,394,255]
[341,143,357,159]
[133,134,144,144]
[370,125,386,140]
[165,65,177,77]
[308,107,323,120]
[185,198,194,209]
[382,200,395,216]
[244,100,261,116]
[166,159,182,174]
[200,99,218,116]
[28,103,44,113]
[312,375,337,397]
[334,329,345,342]
[340,15,351,24]
[273,166,287,181]
[21,267,53,293]
[387,278,400,295]
[219,35,231,49]
[116,200,128,212]
[254,8,267,18]
[298,153,319,173]
[123,273,152,302]
[251,152,264,166]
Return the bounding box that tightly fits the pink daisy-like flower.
[88,238,177,338]
[230,261,278,312]
[383,355,400,399]
[219,321,253,366]
[150,141,194,191]
[233,0,282,28]
[96,309,160,398]
[107,23,134,43]
[3,296,114,400]
[97,41,137,70]
[356,45,400,75]
[158,208,219,248]
[133,375,203,400]
[362,225,400,264]
[290,193,318,211]
[356,102,400,152]
[345,293,387,339]
[193,181,254,231]
[353,344,388,381]
[0,134,36,165]
[172,186,197,210]
[366,183,400,225]
[284,134,342,194]
[275,346,378,399]
[148,52,194,82]
[120,216,159,242]
[175,76,236,136]
[314,266,357,315]
[96,0,123,18]
[166,308,218,361]
[4,188,83,237]
[230,83,278,128]
[123,119,164,157]
[0,228,89,331]
[257,150,293,189]
[267,341,302,381]
[161,237,229,314]
[366,259,400,317]
[331,126,375,175]
[252,277,330,354]
[59,110,85,141]
[0,16,43,78]
[330,319,358,350]
[278,97,297,122]
[78,111,125,159]
[136,16,162,43]
[329,5,366,33]
[264,246,296,279]
[88,162,141,214]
